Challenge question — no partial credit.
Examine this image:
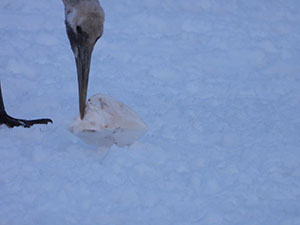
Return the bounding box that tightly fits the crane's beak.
[75,45,93,119]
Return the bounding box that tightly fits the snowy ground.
[1,0,300,224]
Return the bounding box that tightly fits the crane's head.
[64,0,104,119]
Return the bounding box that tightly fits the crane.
[63,0,105,119]
[0,0,104,128]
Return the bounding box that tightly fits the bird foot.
[0,111,52,128]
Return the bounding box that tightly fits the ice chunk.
[69,94,148,148]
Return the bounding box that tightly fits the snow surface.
[1,0,300,224]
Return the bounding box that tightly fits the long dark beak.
[75,45,93,119]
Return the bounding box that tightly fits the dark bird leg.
[0,82,52,128]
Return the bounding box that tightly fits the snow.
[1,0,300,224]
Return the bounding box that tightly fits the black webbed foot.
[0,111,52,128]
[0,82,52,128]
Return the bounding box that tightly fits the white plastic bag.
[69,94,148,148]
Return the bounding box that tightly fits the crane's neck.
[63,0,100,8]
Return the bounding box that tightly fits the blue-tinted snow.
[1,0,300,224]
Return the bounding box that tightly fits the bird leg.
[0,82,53,128]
